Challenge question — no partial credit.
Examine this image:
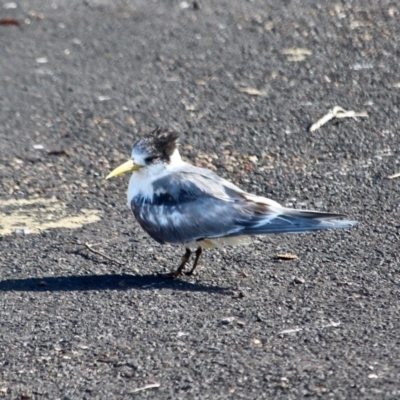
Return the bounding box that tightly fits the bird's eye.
[145,156,159,163]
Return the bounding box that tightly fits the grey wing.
[131,170,248,244]
[131,166,356,245]
[178,166,357,234]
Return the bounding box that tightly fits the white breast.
[126,164,163,206]
[126,149,185,206]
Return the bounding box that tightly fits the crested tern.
[107,128,357,277]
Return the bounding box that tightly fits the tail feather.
[238,208,357,235]
[284,209,348,220]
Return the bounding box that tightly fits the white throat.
[126,148,185,206]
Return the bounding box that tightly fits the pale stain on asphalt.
[0,198,101,235]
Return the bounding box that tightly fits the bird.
[106,127,357,277]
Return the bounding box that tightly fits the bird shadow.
[0,273,230,294]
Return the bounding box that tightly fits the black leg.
[185,247,202,276]
[167,248,192,278]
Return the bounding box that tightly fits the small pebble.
[4,2,17,9]
[180,1,190,9]
[36,57,48,64]
[220,317,235,325]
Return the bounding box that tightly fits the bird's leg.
[167,248,192,278]
[185,247,203,276]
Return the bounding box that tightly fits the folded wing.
[130,165,357,245]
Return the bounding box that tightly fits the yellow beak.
[106,159,142,179]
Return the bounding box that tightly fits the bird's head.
[106,127,180,179]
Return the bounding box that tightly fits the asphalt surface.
[1,0,400,398]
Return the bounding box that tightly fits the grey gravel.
[1,0,400,399]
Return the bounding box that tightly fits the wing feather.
[130,165,356,245]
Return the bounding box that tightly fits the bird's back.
[130,164,356,245]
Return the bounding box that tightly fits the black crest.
[133,127,180,163]
[152,127,180,158]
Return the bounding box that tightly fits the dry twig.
[130,382,161,393]
[238,87,263,96]
[388,172,400,180]
[275,253,298,260]
[50,240,124,265]
[83,243,124,266]
[310,106,368,132]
